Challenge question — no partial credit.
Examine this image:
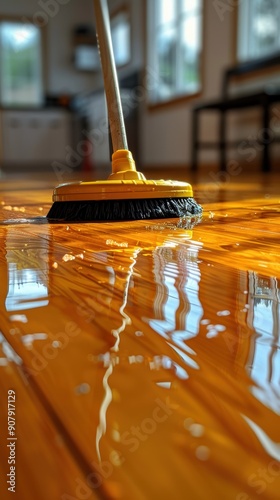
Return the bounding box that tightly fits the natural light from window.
[111,11,131,67]
[238,0,280,61]
[147,0,203,104]
[0,21,43,107]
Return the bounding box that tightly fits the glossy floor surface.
[0,170,279,499]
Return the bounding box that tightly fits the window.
[147,0,203,104]
[73,25,99,72]
[111,9,131,67]
[0,21,43,107]
[238,0,280,62]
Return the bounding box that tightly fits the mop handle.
[93,0,128,152]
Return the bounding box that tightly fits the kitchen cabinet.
[0,109,72,167]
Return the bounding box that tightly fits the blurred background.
[0,0,280,179]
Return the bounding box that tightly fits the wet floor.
[0,176,279,499]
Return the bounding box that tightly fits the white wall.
[0,0,96,95]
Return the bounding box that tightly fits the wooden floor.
[0,169,279,499]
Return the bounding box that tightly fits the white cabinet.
[0,109,72,166]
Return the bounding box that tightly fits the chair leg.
[262,102,271,172]
[191,109,199,171]
[219,110,226,171]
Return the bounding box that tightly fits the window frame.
[237,0,280,63]
[146,0,204,109]
[0,15,46,108]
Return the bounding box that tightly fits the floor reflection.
[0,220,280,498]
[151,242,203,338]
[247,272,280,414]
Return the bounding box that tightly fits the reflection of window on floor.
[5,240,49,311]
[237,0,280,61]
[0,21,43,106]
[246,272,280,414]
[5,264,49,311]
[248,273,279,335]
[147,0,203,104]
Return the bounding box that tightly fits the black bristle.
[47,197,202,222]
